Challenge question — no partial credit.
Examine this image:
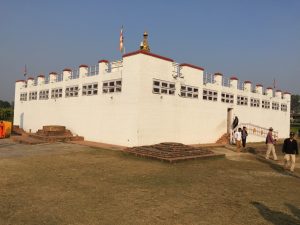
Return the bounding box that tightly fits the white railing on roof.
[222,77,230,87]
[203,72,214,84]
[56,73,63,82]
[110,60,123,72]
[238,81,244,90]
[71,69,79,79]
[87,65,99,76]
[172,62,183,78]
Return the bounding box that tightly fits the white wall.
[14,51,291,146]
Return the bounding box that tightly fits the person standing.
[241,126,248,149]
[234,128,242,153]
[265,127,278,161]
[282,132,298,172]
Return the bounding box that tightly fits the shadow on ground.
[252,154,300,179]
[251,202,300,225]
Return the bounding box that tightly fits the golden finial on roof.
[140,31,150,52]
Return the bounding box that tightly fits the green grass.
[291,124,300,134]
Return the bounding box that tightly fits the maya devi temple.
[14,33,291,147]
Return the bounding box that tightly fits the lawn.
[0,140,299,225]
[291,124,300,135]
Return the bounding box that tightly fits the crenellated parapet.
[49,72,57,83]
[98,60,109,74]
[27,77,34,86]
[243,81,252,92]
[275,90,282,98]
[230,76,238,89]
[79,65,88,78]
[213,73,223,86]
[283,92,291,101]
[15,51,291,104]
[255,84,263,94]
[266,87,273,97]
[37,75,45,85]
[62,69,72,81]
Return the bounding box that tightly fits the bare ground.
[0,139,299,225]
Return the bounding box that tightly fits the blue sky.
[0,0,299,101]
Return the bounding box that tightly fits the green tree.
[0,99,13,121]
[0,100,11,108]
[291,95,300,113]
[0,108,13,121]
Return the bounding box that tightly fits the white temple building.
[14,34,291,146]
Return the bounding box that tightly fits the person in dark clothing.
[282,132,299,172]
[241,126,248,148]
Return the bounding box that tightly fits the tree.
[291,95,300,113]
[0,100,11,108]
[0,99,13,121]
[0,108,13,121]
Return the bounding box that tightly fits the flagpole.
[24,64,27,78]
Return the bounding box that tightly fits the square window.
[153,81,160,86]
[153,88,160,93]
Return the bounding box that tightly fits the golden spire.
[140,31,150,52]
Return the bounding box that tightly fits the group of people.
[265,127,299,172]
[234,126,298,173]
[233,126,248,153]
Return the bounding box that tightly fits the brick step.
[127,149,212,157]
[28,134,84,142]
[11,136,46,145]
[12,125,84,144]
[123,142,223,162]
[216,133,230,144]
[12,125,26,135]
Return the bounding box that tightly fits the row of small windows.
[82,83,98,96]
[221,93,234,104]
[180,85,199,99]
[19,79,289,112]
[203,89,218,101]
[103,80,122,93]
[51,88,63,99]
[152,80,175,95]
[237,95,248,105]
[262,100,270,109]
[151,81,288,112]
[66,86,79,97]
[250,98,260,107]
[20,79,121,101]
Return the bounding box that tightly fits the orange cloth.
[0,122,4,138]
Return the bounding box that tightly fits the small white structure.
[14,40,291,146]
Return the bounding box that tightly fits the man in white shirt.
[234,128,242,153]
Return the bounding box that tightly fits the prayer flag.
[120,26,124,53]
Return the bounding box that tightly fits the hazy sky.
[0,0,299,101]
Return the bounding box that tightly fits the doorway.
[227,108,233,134]
[227,108,233,144]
